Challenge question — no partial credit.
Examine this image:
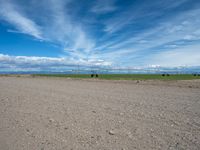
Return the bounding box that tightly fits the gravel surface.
[0,76,200,150]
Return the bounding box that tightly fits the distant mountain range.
[0,66,200,74]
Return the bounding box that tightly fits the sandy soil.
[0,76,200,150]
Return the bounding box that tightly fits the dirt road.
[0,76,200,150]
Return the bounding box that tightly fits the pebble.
[109,130,115,135]
[120,112,124,116]
[127,131,133,138]
[49,118,54,123]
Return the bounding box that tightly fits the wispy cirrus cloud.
[0,0,95,60]
[95,6,200,66]
[91,0,117,14]
[0,0,43,39]
[43,0,95,59]
[0,0,200,71]
[103,0,190,33]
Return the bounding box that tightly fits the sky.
[0,0,200,72]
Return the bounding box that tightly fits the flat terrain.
[34,74,200,80]
[0,76,200,150]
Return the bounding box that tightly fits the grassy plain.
[33,74,200,80]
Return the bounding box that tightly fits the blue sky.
[0,0,200,72]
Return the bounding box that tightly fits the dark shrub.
[162,74,165,76]
[91,74,94,77]
[96,74,98,78]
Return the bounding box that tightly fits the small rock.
[92,110,96,113]
[127,131,133,138]
[97,135,101,140]
[120,112,124,116]
[49,118,54,123]
[109,130,115,135]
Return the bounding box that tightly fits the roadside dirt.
[0,76,200,150]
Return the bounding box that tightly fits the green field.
[33,74,200,80]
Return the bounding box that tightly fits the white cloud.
[0,0,199,70]
[99,7,200,63]
[91,0,117,14]
[147,44,200,67]
[103,0,190,34]
[0,54,111,71]
[38,0,96,56]
[0,0,43,39]
[0,0,96,61]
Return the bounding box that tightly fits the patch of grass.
[33,74,200,80]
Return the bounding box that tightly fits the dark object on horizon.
[91,74,94,77]
[198,74,200,76]
[162,74,165,76]
[96,74,98,78]
[193,74,197,76]
[167,74,170,76]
